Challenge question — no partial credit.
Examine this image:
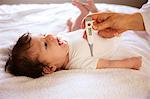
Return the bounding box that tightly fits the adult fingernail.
[93,25,97,30]
[83,31,87,40]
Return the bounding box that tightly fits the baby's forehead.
[28,35,42,58]
[30,35,42,49]
[31,33,46,42]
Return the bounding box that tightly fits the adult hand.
[82,12,145,38]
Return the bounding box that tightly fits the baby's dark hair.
[5,33,45,78]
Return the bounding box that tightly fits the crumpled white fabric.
[140,0,150,35]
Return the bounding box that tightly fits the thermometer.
[85,17,94,57]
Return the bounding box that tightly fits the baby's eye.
[44,42,48,49]
[43,34,46,37]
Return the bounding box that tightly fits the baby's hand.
[126,56,142,70]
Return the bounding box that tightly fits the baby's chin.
[65,42,69,52]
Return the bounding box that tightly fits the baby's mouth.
[57,37,66,46]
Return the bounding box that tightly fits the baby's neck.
[61,53,69,70]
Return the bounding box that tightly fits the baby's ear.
[43,65,57,74]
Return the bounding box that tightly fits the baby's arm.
[97,57,142,70]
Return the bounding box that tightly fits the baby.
[5,0,142,78]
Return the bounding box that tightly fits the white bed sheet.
[0,3,149,99]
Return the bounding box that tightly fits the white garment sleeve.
[140,0,150,34]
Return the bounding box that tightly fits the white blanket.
[0,3,150,99]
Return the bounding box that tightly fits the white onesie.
[58,29,150,71]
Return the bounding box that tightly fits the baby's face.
[28,34,69,71]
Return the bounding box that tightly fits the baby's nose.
[45,34,56,41]
[45,34,53,40]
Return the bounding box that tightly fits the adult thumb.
[93,19,111,31]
